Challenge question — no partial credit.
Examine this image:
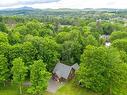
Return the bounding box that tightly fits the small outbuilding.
[52,63,79,82]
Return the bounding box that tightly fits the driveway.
[47,79,65,93]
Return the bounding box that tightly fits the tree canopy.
[28,60,51,95]
[11,57,27,94]
[77,46,127,95]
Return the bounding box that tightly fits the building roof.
[72,63,79,70]
[53,63,79,79]
[105,42,111,47]
[100,35,109,39]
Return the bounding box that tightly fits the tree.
[101,22,114,35]
[77,46,127,95]
[0,32,8,43]
[84,35,98,47]
[28,36,60,71]
[13,20,53,37]
[0,16,3,22]
[56,31,84,65]
[0,55,9,86]
[0,42,10,56]
[40,37,60,70]
[56,31,84,45]
[28,60,51,95]
[61,41,82,65]
[13,25,28,35]
[21,42,37,66]
[11,58,27,95]
[0,22,8,33]
[56,32,70,44]
[8,31,21,45]
[119,51,127,63]
[110,31,127,42]
[9,44,22,61]
[89,22,124,35]
[112,39,127,53]
[0,43,10,72]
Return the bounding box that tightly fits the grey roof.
[53,63,80,79]
[100,35,109,39]
[72,63,79,70]
[53,63,72,79]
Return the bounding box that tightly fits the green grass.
[0,81,99,95]
[0,83,28,95]
[44,81,100,95]
[0,84,19,95]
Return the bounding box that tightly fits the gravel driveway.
[47,79,64,93]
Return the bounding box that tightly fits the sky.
[0,0,127,9]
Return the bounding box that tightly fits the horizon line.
[0,6,127,10]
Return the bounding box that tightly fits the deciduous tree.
[28,60,51,95]
[0,55,9,86]
[12,57,27,95]
[77,46,127,95]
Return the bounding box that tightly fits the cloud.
[31,0,106,9]
[0,0,19,7]
[32,0,127,9]
[0,0,127,9]
[21,0,60,5]
[0,0,60,7]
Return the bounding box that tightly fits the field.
[0,81,99,95]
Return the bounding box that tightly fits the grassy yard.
[0,84,19,95]
[45,81,99,95]
[0,83,28,95]
[0,81,99,95]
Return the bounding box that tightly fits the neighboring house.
[100,35,111,47]
[105,42,111,47]
[100,34,110,41]
[52,63,79,82]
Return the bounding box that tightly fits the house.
[105,42,111,47]
[100,35,111,47]
[100,34,110,41]
[52,63,79,82]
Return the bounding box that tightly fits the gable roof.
[53,63,72,79]
[72,63,79,70]
[53,63,79,79]
[100,35,110,40]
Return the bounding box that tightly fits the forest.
[0,8,127,95]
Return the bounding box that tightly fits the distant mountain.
[3,6,34,11]
[0,7,127,17]
[16,6,34,10]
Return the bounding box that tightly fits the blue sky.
[0,0,127,9]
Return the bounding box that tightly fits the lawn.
[0,84,19,95]
[45,81,100,95]
[0,81,99,95]
[0,83,28,95]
